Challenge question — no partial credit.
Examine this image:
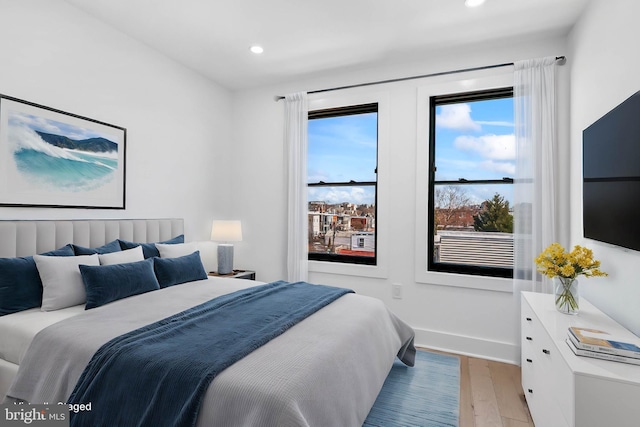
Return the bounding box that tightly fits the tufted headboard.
[0,219,184,258]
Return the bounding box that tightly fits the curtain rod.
[275,56,566,101]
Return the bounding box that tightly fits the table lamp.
[211,220,243,275]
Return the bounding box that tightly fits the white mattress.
[0,305,85,365]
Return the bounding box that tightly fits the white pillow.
[99,245,144,266]
[156,242,198,259]
[34,254,100,311]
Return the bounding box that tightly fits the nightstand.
[208,269,256,280]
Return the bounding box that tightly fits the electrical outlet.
[392,283,402,299]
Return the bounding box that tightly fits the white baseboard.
[414,327,520,365]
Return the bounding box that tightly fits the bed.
[0,219,416,426]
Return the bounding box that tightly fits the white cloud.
[453,134,515,160]
[308,186,374,205]
[480,160,515,175]
[436,104,481,132]
[476,120,513,127]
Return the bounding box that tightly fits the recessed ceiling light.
[465,0,486,7]
[250,45,264,54]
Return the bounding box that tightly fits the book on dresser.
[568,326,640,359]
[566,337,640,366]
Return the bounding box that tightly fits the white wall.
[568,0,640,335]
[0,0,233,255]
[232,37,568,363]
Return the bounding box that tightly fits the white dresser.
[521,292,640,427]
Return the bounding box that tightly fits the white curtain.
[513,57,558,296]
[284,92,309,282]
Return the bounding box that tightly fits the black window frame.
[428,87,514,279]
[308,103,378,266]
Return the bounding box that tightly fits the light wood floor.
[420,348,535,427]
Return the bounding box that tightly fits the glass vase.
[554,277,579,315]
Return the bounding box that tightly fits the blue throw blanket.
[68,281,353,427]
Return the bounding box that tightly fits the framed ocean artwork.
[0,95,126,209]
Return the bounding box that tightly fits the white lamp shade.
[211,220,243,242]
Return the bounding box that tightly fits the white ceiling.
[63,0,589,90]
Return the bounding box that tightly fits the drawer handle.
[526,336,533,341]
[526,358,533,363]
[526,317,532,321]
[542,349,551,355]
[528,388,533,394]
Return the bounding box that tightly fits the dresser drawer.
[521,302,535,335]
[536,335,573,426]
[524,355,567,427]
[551,351,574,426]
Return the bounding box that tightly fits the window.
[429,88,514,278]
[308,103,378,265]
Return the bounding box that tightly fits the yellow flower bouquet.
[535,243,607,314]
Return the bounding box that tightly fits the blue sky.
[435,97,514,181]
[307,96,514,206]
[308,113,377,205]
[434,97,514,204]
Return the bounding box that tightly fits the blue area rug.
[363,350,460,427]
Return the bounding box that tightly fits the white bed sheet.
[6,277,415,426]
[0,278,259,401]
[0,305,84,365]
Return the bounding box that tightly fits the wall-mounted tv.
[583,90,640,252]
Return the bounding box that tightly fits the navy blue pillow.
[42,245,75,257]
[153,251,207,288]
[80,258,160,310]
[0,245,75,316]
[118,235,184,259]
[72,239,122,255]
